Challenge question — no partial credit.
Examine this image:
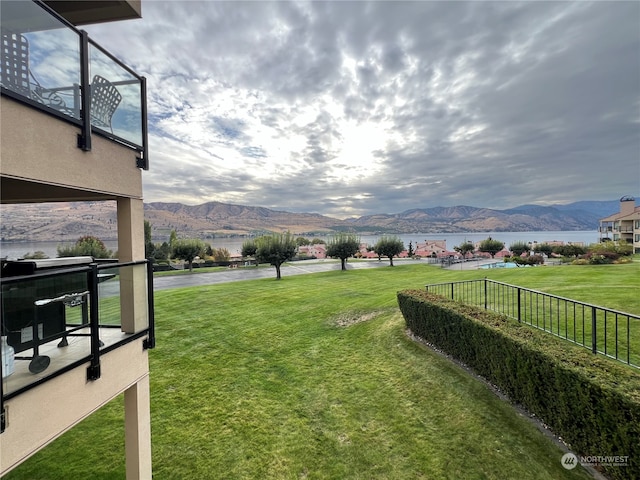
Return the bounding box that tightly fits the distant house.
[414,240,447,257]
[599,196,640,253]
[298,244,327,259]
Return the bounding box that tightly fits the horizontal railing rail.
[425,279,639,369]
[1,259,155,431]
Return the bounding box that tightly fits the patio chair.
[90,74,121,133]
[1,32,72,112]
[1,32,34,97]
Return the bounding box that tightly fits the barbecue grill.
[1,256,93,373]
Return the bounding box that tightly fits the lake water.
[0,231,599,260]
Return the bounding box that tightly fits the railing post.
[87,263,101,380]
[77,30,92,152]
[143,260,156,350]
[517,287,521,323]
[136,76,149,170]
[451,283,454,300]
[484,278,488,310]
[0,344,4,433]
[591,306,597,355]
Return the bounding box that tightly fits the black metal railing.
[0,259,155,432]
[425,279,639,369]
[0,0,148,169]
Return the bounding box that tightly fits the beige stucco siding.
[0,339,150,474]
[1,97,143,200]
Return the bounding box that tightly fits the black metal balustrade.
[425,279,639,369]
[0,0,148,169]
[0,259,155,433]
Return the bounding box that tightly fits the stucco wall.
[1,97,143,200]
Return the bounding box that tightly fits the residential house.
[599,196,640,253]
[298,244,327,259]
[414,240,447,257]
[1,1,154,478]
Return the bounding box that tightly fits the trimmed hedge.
[397,289,640,480]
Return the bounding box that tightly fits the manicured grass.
[424,262,640,366]
[7,262,638,479]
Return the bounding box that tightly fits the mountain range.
[0,199,628,243]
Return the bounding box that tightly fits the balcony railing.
[0,0,148,169]
[425,279,639,369]
[0,258,155,433]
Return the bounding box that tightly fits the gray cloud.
[84,0,640,218]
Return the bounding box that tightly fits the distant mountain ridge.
[0,199,631,242]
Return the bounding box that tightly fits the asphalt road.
[153,258,429,291]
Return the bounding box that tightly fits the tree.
[169,229,178,248]
[172,238,205,272]
[241,239,257,259]
[144,220,155,259]
[553,244,587,258]
[454,241,475,259]
[373,236,404,266]
[478,238,504,258]
[407,241,414,257]
[58,235,112,258]
[255,232,297,280]
[296,236,311,246]
[212,247,231,262]
[310,238,326,245]
[533,243,553,257]
[153,241,171,261]
[326,233,360,270]
[509,241,529,257]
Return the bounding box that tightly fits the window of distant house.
[635,234,640,242]
[635,220,640,229]
[613,234,619,241]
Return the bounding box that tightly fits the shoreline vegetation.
[1,230,599,261]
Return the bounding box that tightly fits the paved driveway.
[153,259,426,291]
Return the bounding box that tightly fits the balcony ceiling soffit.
[43,1,141,26]
[1,176,117,204]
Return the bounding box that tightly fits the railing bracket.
[143,337,155,350]
[1,406,7,433]
[87,364,101,381]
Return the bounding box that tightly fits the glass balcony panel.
[1,1,81,120]
[1,270,91,397]
[97,263,149,346]
[89,42,142,147]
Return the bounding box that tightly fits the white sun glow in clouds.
[331,120,389,181]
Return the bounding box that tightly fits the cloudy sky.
[85,1,640,218]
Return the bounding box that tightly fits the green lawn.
[423,261,640,366]
[7,261,639,479]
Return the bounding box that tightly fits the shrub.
[57,235,112,258]
[397,289,640,480]
[589,241,633,257]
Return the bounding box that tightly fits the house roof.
[600,207,640,222]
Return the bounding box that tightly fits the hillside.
[0,199,624,242]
